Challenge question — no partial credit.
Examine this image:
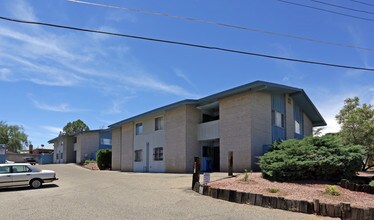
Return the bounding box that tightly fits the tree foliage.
[335,97,374,171]
[0,121,29,152]
[62,119,89,136]
[259,135,364,181]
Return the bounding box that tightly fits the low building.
[0,144,6,163]
[48,129,112,164]
[109,81,326,173]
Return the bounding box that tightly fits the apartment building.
[109,81,326,173]
[48,129,112,164]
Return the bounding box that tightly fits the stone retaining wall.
[340,179,374,194]
[193,182,374,220]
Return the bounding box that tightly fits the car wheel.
[30,179,42,189]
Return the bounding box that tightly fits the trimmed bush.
[259,135,364,181]
[96,149,112,170]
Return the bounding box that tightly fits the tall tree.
[336,97,374,171]
[0,121,29,152]
[62,119,90,135]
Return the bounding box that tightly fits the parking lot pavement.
[0,164,336,220]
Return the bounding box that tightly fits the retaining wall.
[193,182,374,220]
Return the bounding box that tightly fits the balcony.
[197,120,219,141]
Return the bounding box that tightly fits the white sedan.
[0,163,58,189]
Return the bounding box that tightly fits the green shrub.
[370,180,374,187]
[243,169,249,182]
[259,135,364,181]
[96,149,112,170]
[324,185,340,196]
[268,188,279,193]
[84,159,96,164]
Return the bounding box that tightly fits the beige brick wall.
[185,105,200,173]
[121,122,134,171]
[286,94,295,140]
[303,113,313,136]
[220,91,252,172]
[111,127,121,171]
[165,105,187,172]
[250,92,272,170]
[76,132,99,163]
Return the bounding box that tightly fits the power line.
[64,0,374,52]
[278,0,374,22]
[351,0,374,7]
[0,16,373,72]
[311,0,374,15]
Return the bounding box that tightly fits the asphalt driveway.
[0,164,335,220]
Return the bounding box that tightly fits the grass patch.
[324,185,340,196]
[268,188,279,193]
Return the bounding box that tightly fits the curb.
[193,182,374,220]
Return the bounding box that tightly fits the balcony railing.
[197,120,219,141]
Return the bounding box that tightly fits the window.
[272,110,285,128]
[134,150,142,162]
[295,120,301,134]
[135,123,143,135]
[0,166,11,174]
[100,138,112,145]
[155,117,164,131]
[153,147,163,161]
[73,137,77,143]
[12,165,31,173]
[60,153,63,160]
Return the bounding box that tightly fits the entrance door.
[202,146,220,172]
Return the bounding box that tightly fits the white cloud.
[0,0,194,99]
[121,75,196,97]
[314,85,374,135]
[174,68,197,89]
[42,126,62,134]
[0,68,14,82]
[30,97,87,113]
[104,96,135,115]
[11,0,38,21]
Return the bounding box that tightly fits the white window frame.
[153,147,163,161]
[100,138,112,145]
[134,150,142,162]
[135,123,143,135]
[295,120,301,134]
[155,117,164,131]
[273,110,285,128]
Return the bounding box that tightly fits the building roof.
[47,129,109,143]
[109,80,326,128]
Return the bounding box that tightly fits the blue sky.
[0,0,373,149]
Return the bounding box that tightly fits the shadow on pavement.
[0,184,59,192]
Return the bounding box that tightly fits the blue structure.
[99,129,112,150]
[0,144,6,163]
[39,153,54,164]
[271,93,286,142]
